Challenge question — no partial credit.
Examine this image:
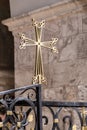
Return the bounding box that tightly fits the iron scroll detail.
[0,85,87,130]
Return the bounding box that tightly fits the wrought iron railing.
[0,84,87,130]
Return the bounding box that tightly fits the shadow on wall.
[0,22,14,70]
[0,0,14,70]
[0,0,14,90]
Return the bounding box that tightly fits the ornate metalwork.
[19,19,58,84]
[0,84,39,130]
[0,85,87,130]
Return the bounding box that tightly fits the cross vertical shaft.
[33,20,45,84]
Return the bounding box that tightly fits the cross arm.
[19,33,36,49]
[41,38,58,53]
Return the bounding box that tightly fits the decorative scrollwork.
[16,88,36,101]
[0,85,87,130]
[9,97,37,130]
[41,106,87,130]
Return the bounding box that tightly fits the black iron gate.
[0,84,87,130]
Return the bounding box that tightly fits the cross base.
[32,74,47,84]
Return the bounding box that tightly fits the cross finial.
[19,19,58,84]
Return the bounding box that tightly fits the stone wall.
[3,0,87,102]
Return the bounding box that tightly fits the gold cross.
[19,19,58,84]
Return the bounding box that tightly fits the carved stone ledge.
[2,0,87,32]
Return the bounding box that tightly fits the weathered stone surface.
[78,85,87,101]
[82,11,87,32]
[0,70,14,90]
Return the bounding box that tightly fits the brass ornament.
[30,128,34,130]
[19,19,58,84]
[17,122,21,128]
[7,110,13,115]
[72,125,77,130]
[6,122,11,129]
[54,118,59,123]
[81,107,87,130]
[28,114,33,122]
[0,122,3,128]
